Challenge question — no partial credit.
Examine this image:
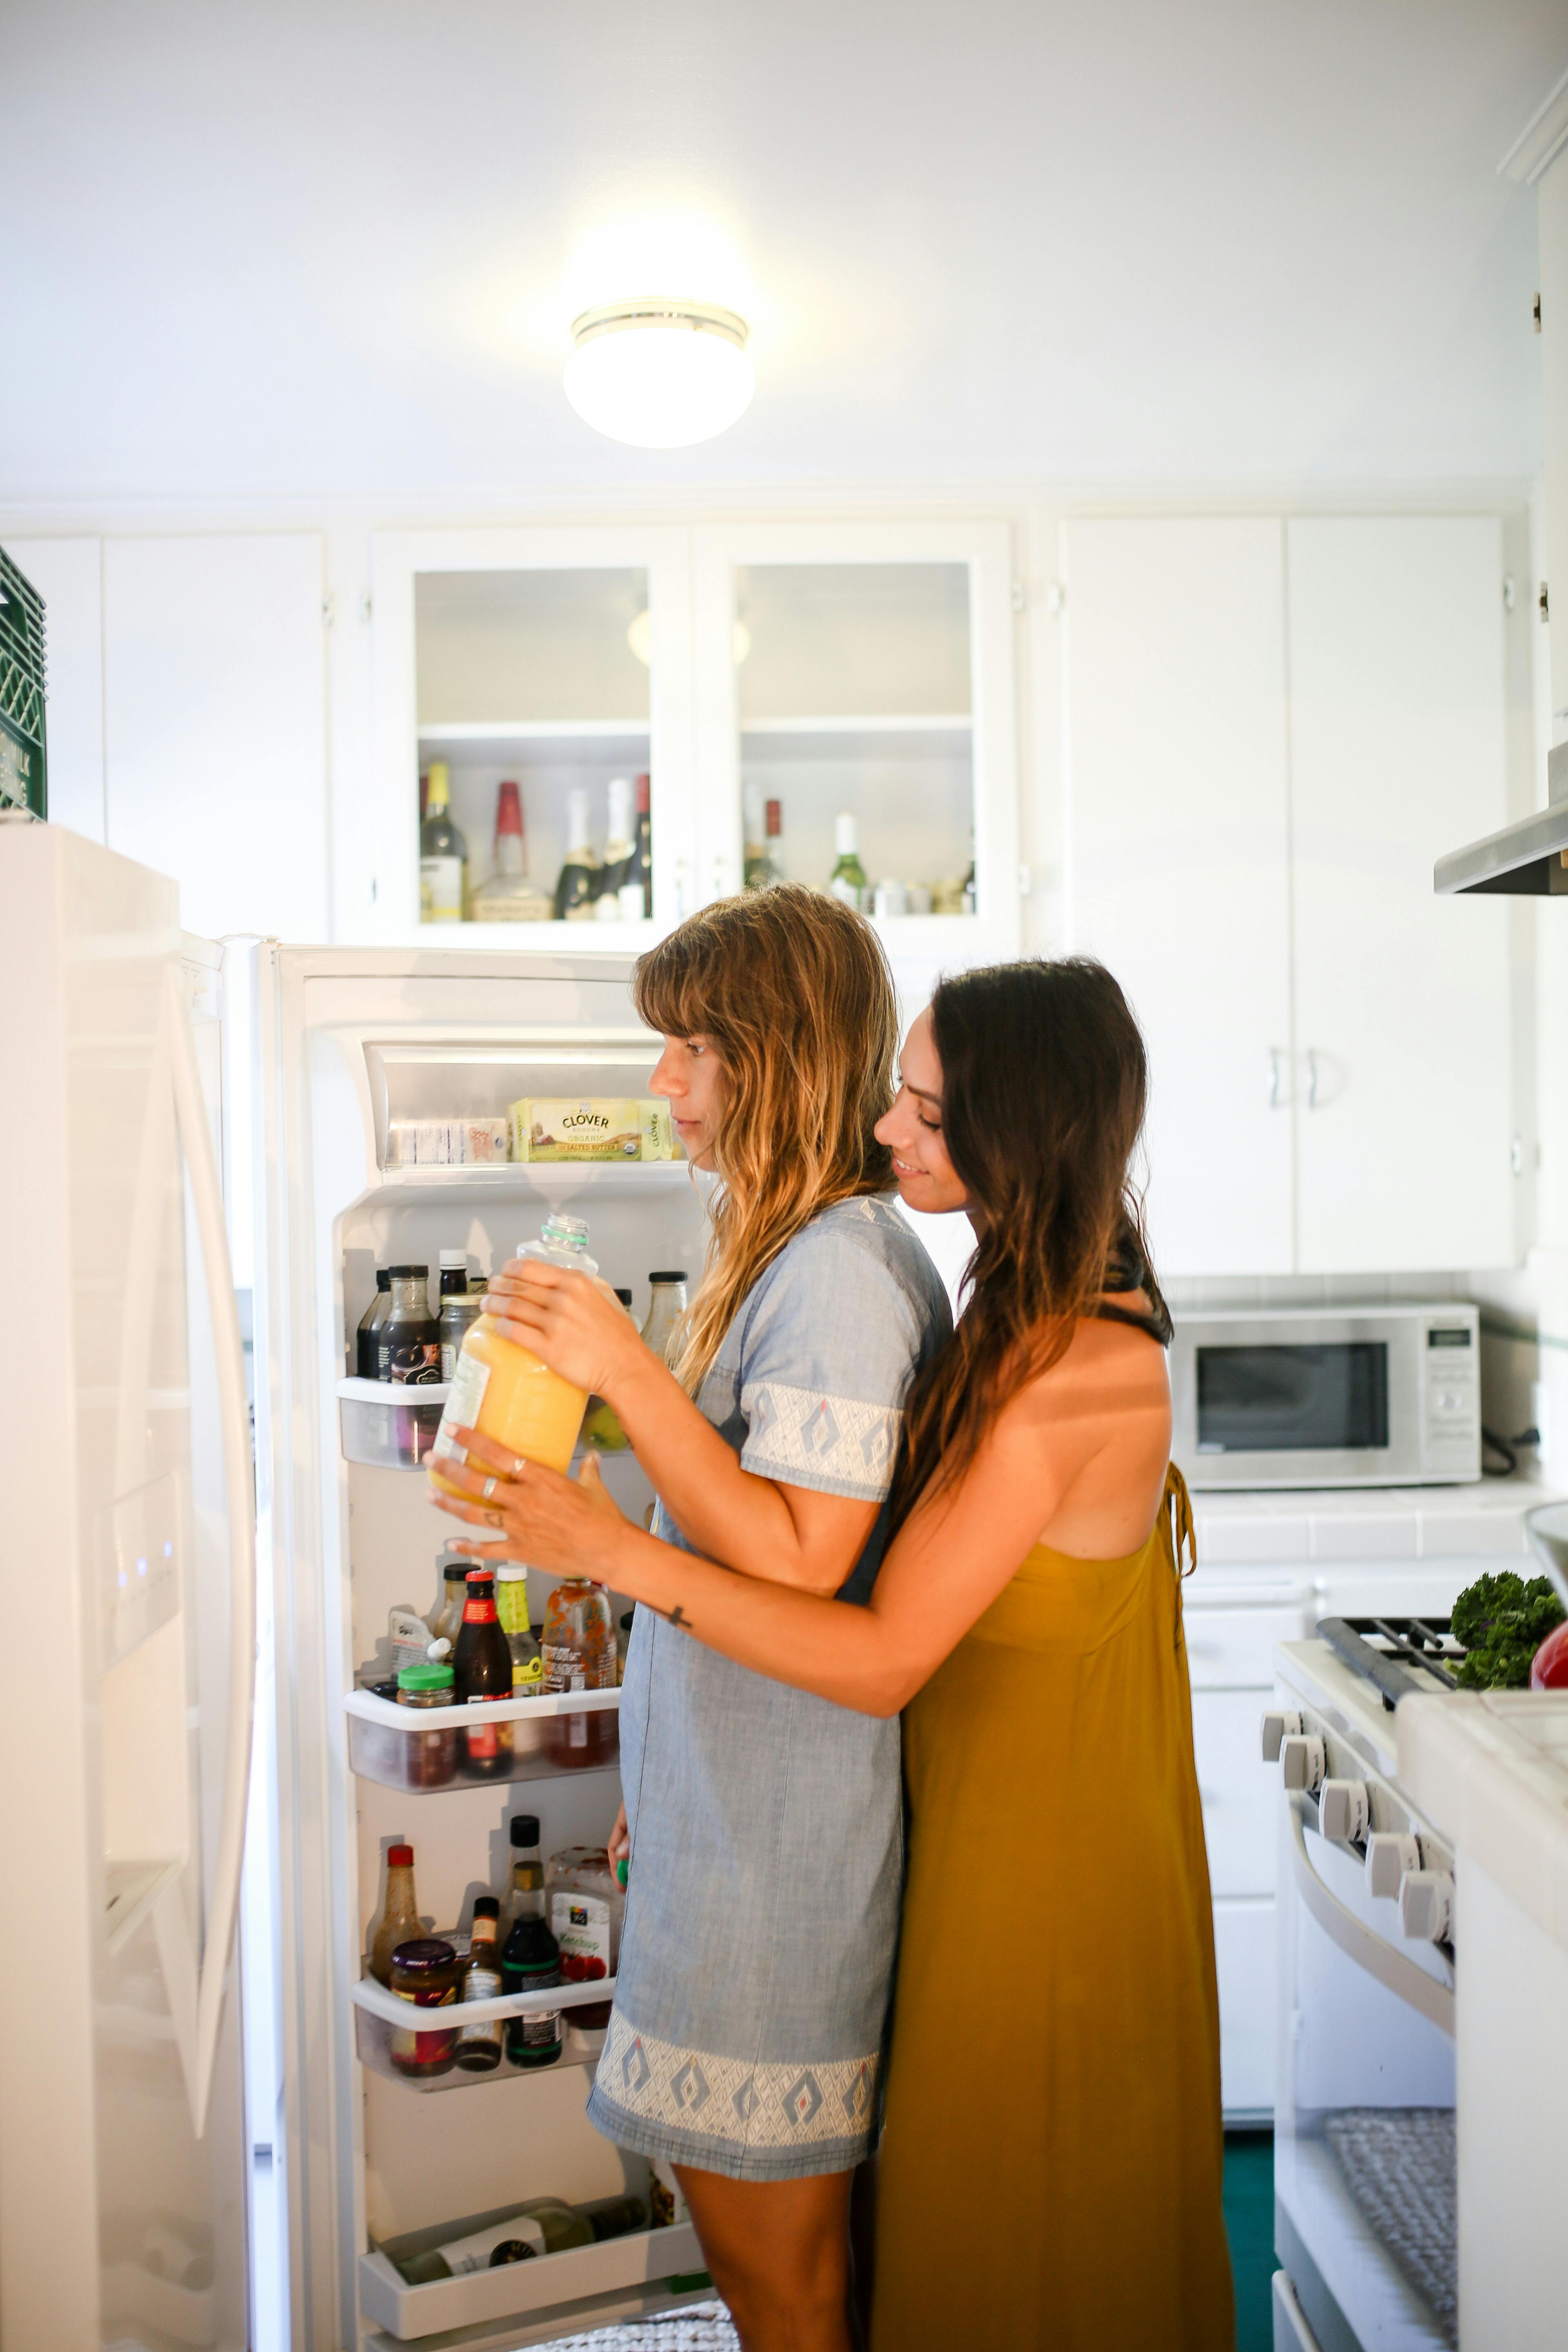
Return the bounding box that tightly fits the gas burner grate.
[1317,1615,1464,1711]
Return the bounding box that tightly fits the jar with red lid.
[388,1938,461,2077]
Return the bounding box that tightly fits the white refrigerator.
[252,937,715,2349]
[0,825,718,2349]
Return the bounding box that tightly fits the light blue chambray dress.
[587,1194,952,2180]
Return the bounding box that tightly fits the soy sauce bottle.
[377,1265,440,1385]
[453,1570,514,1778]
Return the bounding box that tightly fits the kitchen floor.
[1225,2130,1278,2350]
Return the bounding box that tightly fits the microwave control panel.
[1419,1314,1481,1476]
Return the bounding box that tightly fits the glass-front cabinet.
[365,519,1018,963]
[368,526,695,946]
[695,519,1020,964]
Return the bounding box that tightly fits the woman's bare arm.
[479,1259,878,1598]
[433,1322,1172,1716]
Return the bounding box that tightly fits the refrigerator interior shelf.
[339,1379,448,1468]
[359,2219,705,2342]
[371,1160,696,1198]
[345,1684,621,1788]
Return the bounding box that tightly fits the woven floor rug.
[533,2303,738,2351]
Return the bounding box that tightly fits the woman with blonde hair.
[469,885,949,2348]
[439,955,1232,2352]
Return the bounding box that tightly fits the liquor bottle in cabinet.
[420,763,468,922]
[471,781,552,922]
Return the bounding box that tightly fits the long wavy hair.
[891,956,1167,1525]
[633,883,898,1394]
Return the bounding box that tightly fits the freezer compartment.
[359,2218,705,2340]
[364,1040,665,1172]
[346,1686,621,1788]
[352,1972,612,2091]
[340,1377,450,1468]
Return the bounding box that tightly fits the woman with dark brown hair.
[437,955,1233,2351]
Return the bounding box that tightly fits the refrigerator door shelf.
[345,1684,621,1787]
[359,2220,706,2343]
[339,1378,450,1468]
[352,2000,602,2091]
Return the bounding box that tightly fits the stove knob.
[1400,1869,1454,1944]
[1318,1779,1370,1843]
[1280,1735,1326,1794]
[1365,1832,1421,1897]
[1261,1710,1305,1762]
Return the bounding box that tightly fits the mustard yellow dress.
[871,1466,1234,2351]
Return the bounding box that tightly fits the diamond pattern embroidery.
[740,1382,901,1499]
[599,2013,878,2156]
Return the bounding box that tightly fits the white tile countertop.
[1399,1692,1568,1953]
[1189,1474,1561,1567]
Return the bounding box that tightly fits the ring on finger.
[510,1457,524,1476]
[482,1476,498,1501]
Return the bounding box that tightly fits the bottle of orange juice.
[428,1215,596,1497]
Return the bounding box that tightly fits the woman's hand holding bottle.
[432,1425,635,1582]
[481,1260,648,1401]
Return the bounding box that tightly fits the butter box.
[508,1098,676,1163]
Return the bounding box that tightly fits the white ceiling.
[5,0,1566,503]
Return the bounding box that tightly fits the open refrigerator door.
[254,945,718,2350]
[0,821,253,2352]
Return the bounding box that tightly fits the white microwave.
[1169,1303,1481,1490]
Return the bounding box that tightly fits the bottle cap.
[472,1895,500,1919]
[835,812,858,856]
[614,1287,633,1306]
[635,772,650,811]
[388,1263,428,1278]
[765,798,781,837]
[439,1250,467,1269]
[388,1843,414,1866]
[495,780,523,835]
[426,1638,451,1660]
[496,1564,528,1581]
[648,1270,688,1284]
[375,1267,392,1289]
[390,1937,456,1974]
[510,1813,541,1846]
[398,1663,454,1691]
[465,1570,496,1593]
[620,1611,634,1628]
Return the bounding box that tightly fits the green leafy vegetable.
[1450,1572,1566,1691]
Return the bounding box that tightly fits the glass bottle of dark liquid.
[553,785,599,920]
[357,1268,390,1378]
[501,1816,561,2066]
[454,1896,504,2071]
[377,1266,441,1385]
[453,1570,514,1777]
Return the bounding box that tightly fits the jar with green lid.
[396,1660,457,1788]
[388,1937,461,2077]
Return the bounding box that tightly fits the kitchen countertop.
[1400,1692,1568,1951]
[1188,1473,1561,1566]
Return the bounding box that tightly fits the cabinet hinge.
[1541,581,1551,624]
[1045,581,1066,616]
[1010,580,1027,614]
[1503,574,1516,612]
[359,591,373,624]
[1019,861,1033,898]
[1535,292,1543,333]
[322,592,336,628]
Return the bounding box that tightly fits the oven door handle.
[1286,1794,1454,2038]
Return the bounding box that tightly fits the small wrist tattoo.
[662,1603,690,1630]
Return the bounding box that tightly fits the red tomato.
[1530,1619,1568,1689]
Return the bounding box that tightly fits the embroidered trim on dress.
[738,1381,900,1495]
[597,2010,880,2152]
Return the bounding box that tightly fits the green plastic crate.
[0,545,46,818]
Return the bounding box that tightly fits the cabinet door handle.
[1306,1048,1319,1110]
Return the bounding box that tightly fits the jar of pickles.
[388,1938,461,2077]
[395,1661,458,1789]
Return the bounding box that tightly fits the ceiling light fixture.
[628,609,750,666]
[564,300,754,448]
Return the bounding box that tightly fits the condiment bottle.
[501,1816,561,2067]
[496,1565,543,1694]
[369,1844,422,1987]
[438,1251,483,1379]
[452,1571,514,1778]
[454,1897,504,2072]
[426,1553,471,1651]
[394,1662,457,1789]
[428,1215,597,1493]
[376,1265,441,1385]
[541,1579,617,1768]
[641,1272,688,1365]
[581,1289,635,1450]
[356,1268,390,1378]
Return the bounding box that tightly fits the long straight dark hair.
[891,956,1167,1525]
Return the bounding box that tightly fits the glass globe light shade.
[565,302,754,448]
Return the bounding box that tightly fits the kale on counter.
[1450,1572,1566,1690]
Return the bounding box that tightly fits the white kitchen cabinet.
[1063,518,1294,1274]
[102,534,329,941]
[1212,1900,1276,2118]
[5,536,105,844]
[692,519,1020,969]
[1063,512,1514,1277]
[1287,516,1513,1272]
[366,525,695,948]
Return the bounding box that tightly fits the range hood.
[1435,743,1568,895]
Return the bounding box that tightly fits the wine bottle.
[828,814,868,910]
[553,786,599,920]
[420,764,468,922]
